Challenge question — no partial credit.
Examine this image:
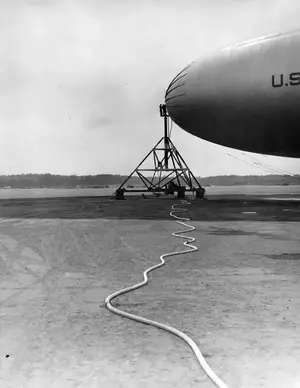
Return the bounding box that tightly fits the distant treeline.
[0,173,299,188]
[201,174,300,186]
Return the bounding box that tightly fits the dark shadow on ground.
[0,195,300,221]
[267,253,300,260]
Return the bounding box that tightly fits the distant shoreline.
[0,185,300,200]
[0,173,299,189]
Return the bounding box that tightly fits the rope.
[227,151,299,180]
[105,199,228,388]
[169,119,173,138]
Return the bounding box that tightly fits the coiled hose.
[105,199,228,388]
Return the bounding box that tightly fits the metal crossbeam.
[137,168,188,172]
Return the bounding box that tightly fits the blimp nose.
[165,62,194,131]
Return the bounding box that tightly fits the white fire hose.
[105,199,228,388]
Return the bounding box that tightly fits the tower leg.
[196,187,206,199]
[177,186,186,198]
[115,188,125,200]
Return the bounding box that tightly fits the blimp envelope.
[165,30,300,157]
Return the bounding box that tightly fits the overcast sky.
[1,0,300,177]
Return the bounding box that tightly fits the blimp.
[165,29,300,158]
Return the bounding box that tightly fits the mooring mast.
[114,104,205,199]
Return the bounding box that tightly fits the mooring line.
[105,199,228,388]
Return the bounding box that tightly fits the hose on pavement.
[105,199,228,388]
